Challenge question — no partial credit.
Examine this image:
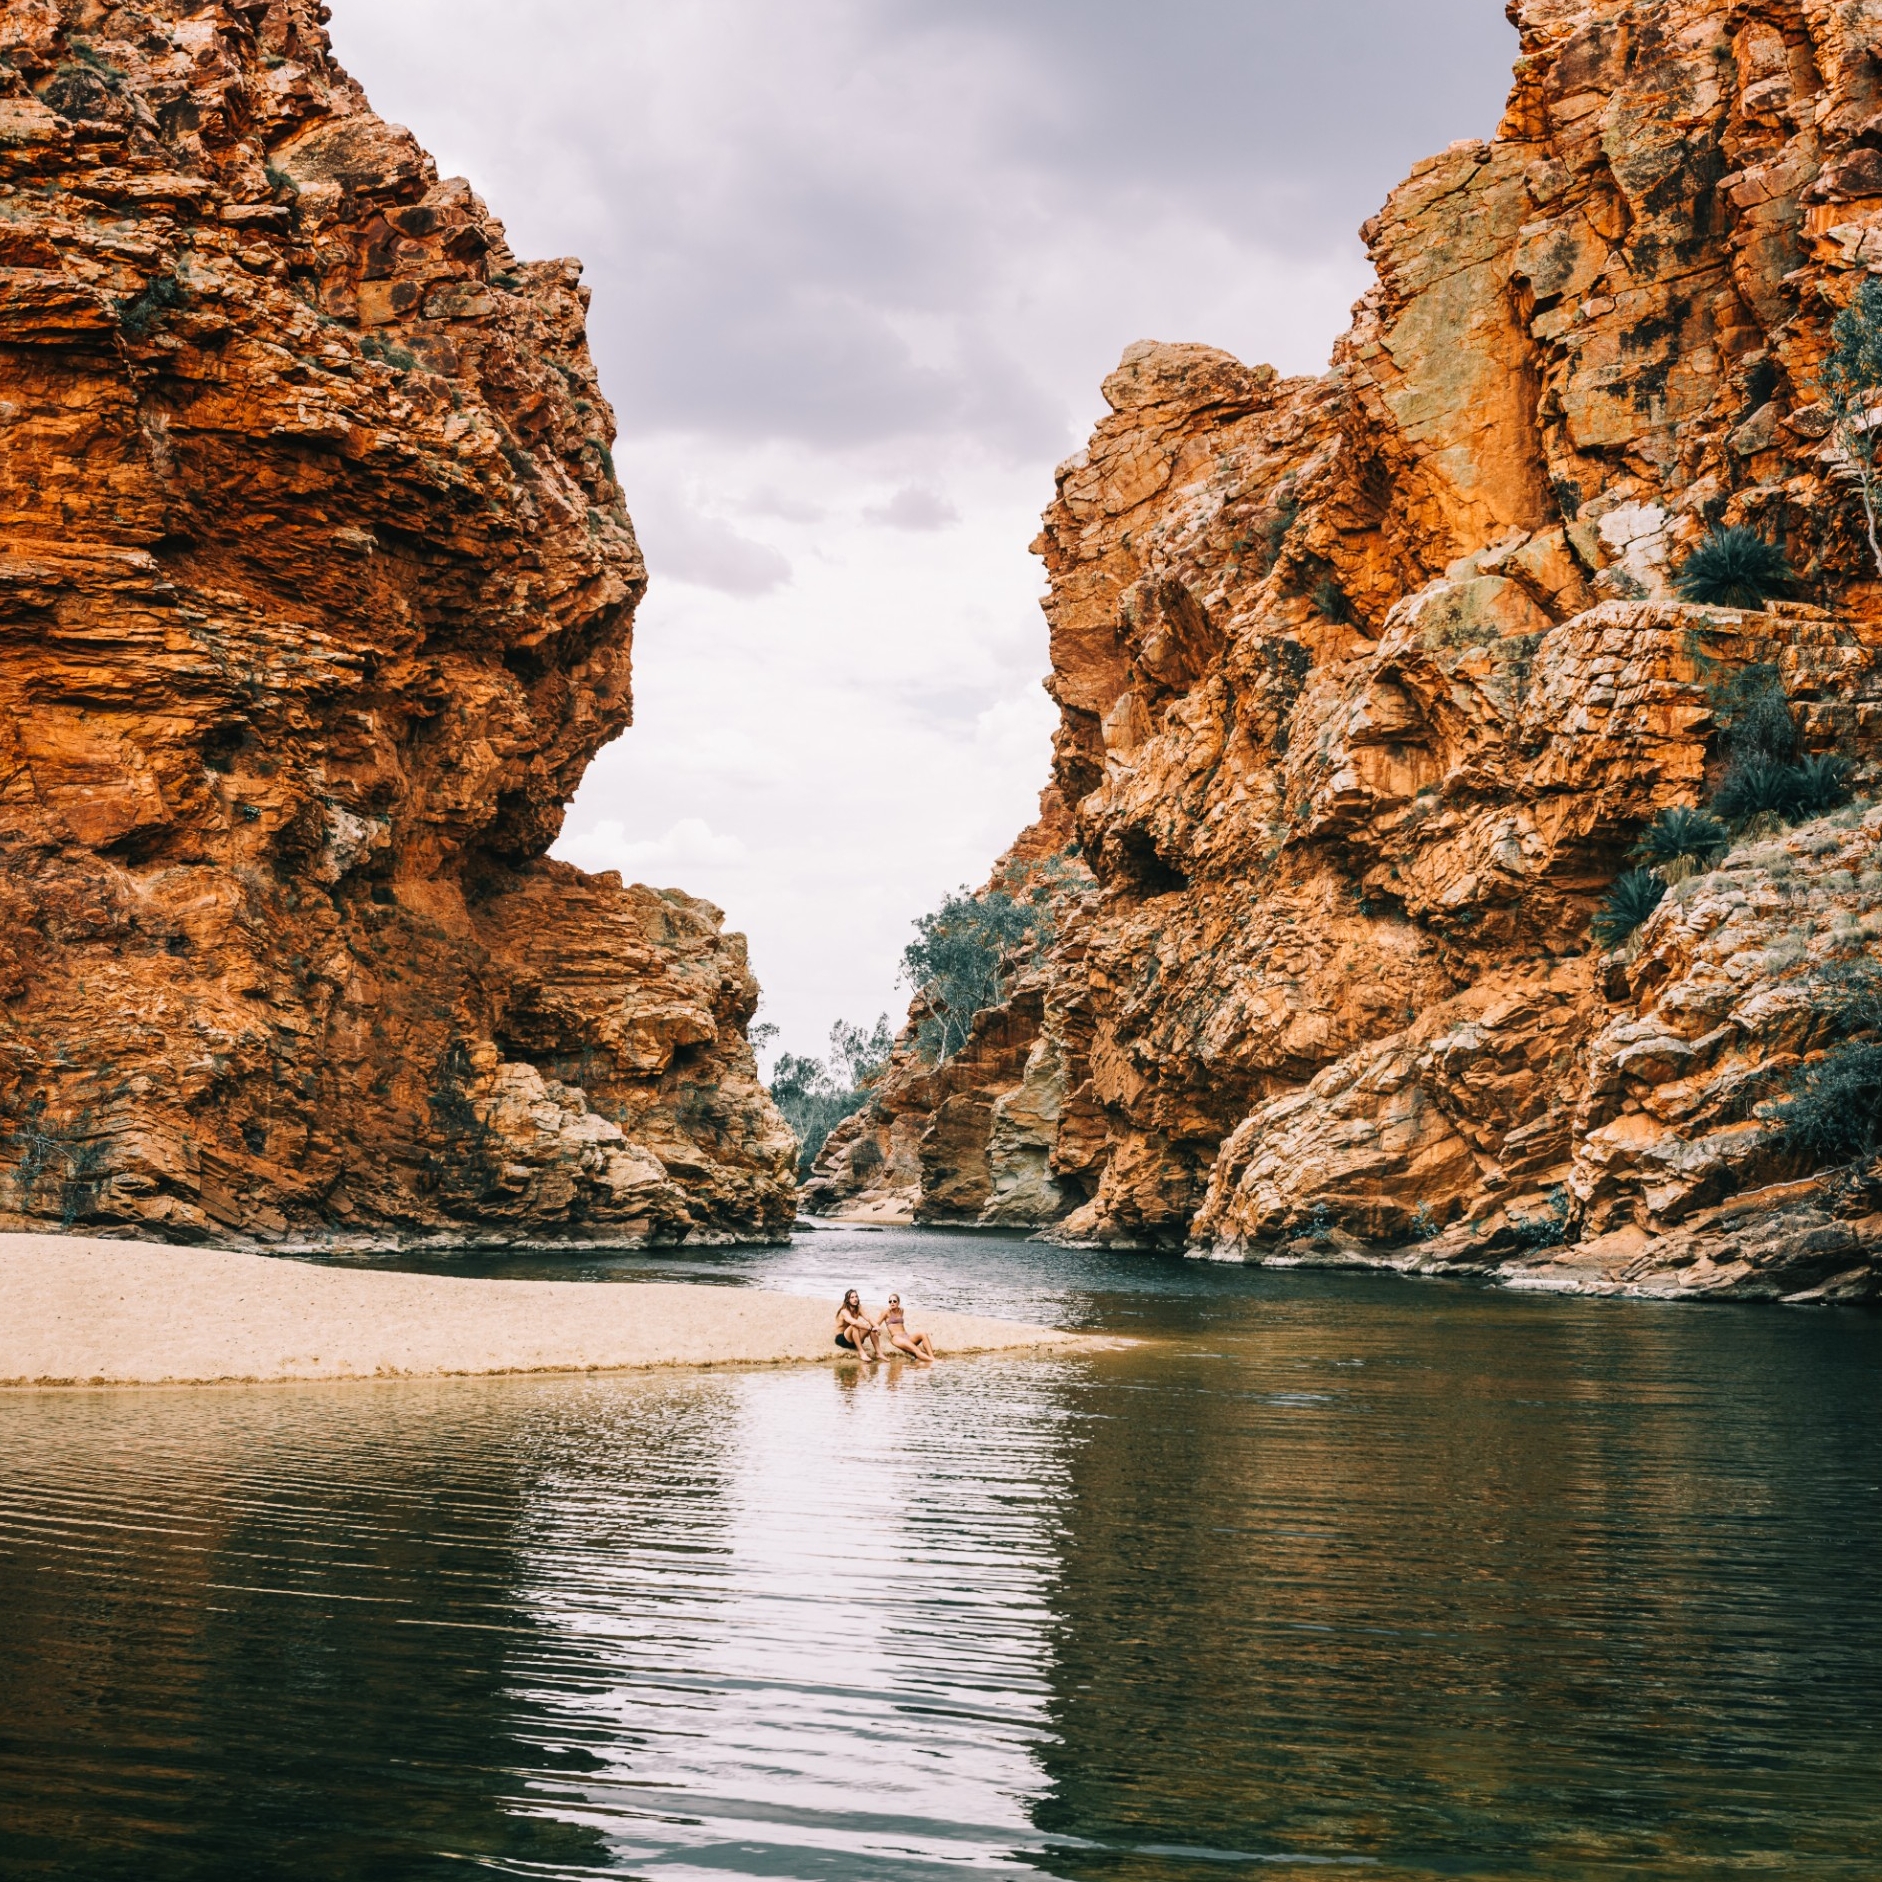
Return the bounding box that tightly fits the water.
[2,1227,1879,1880]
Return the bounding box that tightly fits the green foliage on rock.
[1310,576,1353,624]
[1507,1186,1571,1249]
[1771,1040,1882,1164]
[1672,527,1793,608]
[1714,757,1809,823]
[117,273,185,338]
[1711,662,1797,766]
[1633,806,1730,874]
[1793,752,1857,818]
[901,863,1071,1063]
[1699,664,1855,831]
[1714,754,1854,824]
[1590,869,1666,948]
[1758,963,1882,1166]
[1819,274,1882,577]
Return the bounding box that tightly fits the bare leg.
[891,1332,933,1364]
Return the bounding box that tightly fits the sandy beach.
[0,1234,1092,1388]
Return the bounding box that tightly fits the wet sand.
[0,1233,1092,1387]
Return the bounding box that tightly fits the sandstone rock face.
[0,1,795,1246]
[810,0,1882,1299]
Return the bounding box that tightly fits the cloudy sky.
[327,1,1518,1068]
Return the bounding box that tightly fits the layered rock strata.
[0,1,795,1245]
[811,0,1882,1299]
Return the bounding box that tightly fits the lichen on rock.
[0,0,795,1246]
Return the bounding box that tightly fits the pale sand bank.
[0,1234,1096,1388]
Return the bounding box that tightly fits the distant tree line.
[761,1016,894,1177]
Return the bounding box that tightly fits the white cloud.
[625,488,792,596]
[559,816,749,884]
[324,0,1518,1060]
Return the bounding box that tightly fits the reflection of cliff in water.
[1025,1286,1882,1876]
[0,1383,633,1878]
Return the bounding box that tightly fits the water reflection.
[1031,1289,1882,1879]
[1,1238,1879,1881]
[0,1384,616,1878]
[501,1360,1074,1874]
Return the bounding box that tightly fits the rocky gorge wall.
[808,0,1882,1302]
[0,0,796,1246]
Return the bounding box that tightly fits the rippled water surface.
[3,1228,1880,1880]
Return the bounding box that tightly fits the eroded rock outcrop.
[810,0,1882,1299]
[0,0,795,1245]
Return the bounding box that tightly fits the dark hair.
[843,1289,860,1310]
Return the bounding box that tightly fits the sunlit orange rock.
[0,1,794,1245]
[812,0,1882,1299]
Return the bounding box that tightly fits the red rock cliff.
[0,0,796,1245]
[810,0,1882,1302]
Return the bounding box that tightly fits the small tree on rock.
[1820,275,1882,578]
[901,871,1068,1063]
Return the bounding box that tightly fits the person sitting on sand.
[880,1293,935,1363]
[835,1289,881,1360]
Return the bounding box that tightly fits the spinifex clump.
[1673,528,1792,609]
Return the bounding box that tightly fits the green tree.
[767,1015,893,1176]
[901,879,1057,1062]
[827,1015,894,1089]
[1819,275,1882,577]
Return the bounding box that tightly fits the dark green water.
[2,1228,1878,1880]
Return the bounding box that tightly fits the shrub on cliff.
[1673,528,1793,608]
[1310,576,1353,625]
[1712,663,1797,766]
[117,272,186,339]
[1769,1040,1882,1164]
[1714,757,1807,823]
[1714,753,1853,825]
[1589,869,1666,948]
[1792,752,1856,817]
[1506,1187,1571,1249]
[902,872,1061,1062]
[1633,806,1729,879]
[1703,665,1856,828]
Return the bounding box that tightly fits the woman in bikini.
[880,1293,935,1363]
[835,1289,881,1360]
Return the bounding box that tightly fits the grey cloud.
[743,487,828,523]
[612,286,1036,449]
[330,1,1517,462]
[625,490,792,596]
[867,486,960,530]
[886,0,1519,240]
